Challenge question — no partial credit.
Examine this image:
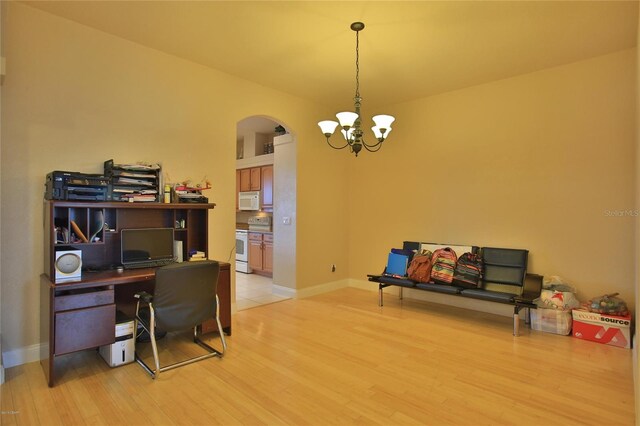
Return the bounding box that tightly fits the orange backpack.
[407,250,434,283]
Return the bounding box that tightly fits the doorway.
[235,116,296,310]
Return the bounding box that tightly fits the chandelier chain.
[355,29,360,99]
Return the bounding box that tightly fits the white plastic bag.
[535,276,580,310]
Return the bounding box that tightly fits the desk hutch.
[40,201,231,387]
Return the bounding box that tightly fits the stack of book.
[189,250,207,262]
[104,159,161,202]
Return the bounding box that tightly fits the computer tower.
[99,314,135,367]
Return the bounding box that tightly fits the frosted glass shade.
[318,120,339,136]
[372,114,395,130]
[336,111,359,129]
[341,128,355,141]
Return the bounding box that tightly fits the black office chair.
[134,260,227,379]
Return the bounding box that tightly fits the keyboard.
[123,259,176,270]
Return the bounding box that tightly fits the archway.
[235,116,296,309]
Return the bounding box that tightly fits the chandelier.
[318,22,395,157]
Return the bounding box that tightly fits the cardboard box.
[571,309,632,349]
[530,308,572,335]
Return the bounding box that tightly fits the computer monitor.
[121,228,174,267]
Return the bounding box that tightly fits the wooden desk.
[40,262,231,387]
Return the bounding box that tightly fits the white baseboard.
[3,343,43,368]
[273,279,352,299]
[272,283,297,298]
[347,278,378,291]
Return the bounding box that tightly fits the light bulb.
[341,128,355,141]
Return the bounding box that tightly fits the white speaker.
[54,250,82,283]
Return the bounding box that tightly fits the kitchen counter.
[236,225,272,234]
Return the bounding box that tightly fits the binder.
[386,252,409,276]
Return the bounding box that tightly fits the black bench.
[368,241,543,336]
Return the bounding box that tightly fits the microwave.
[238,191,260,211]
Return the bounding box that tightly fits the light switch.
[283,216,291,225]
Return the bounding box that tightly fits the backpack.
[430,248,458,284]
[407,250,433,283]
[453,252,483,288]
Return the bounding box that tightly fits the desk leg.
[40,277,55,387]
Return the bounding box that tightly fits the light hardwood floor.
[1,287,635,425]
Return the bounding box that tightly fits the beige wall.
[349,49,637,310]
[0,3,351,354]
[635,2,639,420]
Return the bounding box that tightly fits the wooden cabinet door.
[261,165,273,210]
[263,239,273,273]
[248,234,263,270]
[239,169,251,192]
[250,167,261,191]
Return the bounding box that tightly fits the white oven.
[235,230,252,273]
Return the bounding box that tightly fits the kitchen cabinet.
[261,165,273,211]
[237,165,273,212]
[250,168,261,191]
[263,233,273,273]
[239,167,261,192]
[248,232,273,275]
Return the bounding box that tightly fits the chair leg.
[148,305,161,378]
[215,294,227,353]
[135,297,227,379]
[134,303,161,379]
[513,306,522,337]
[194,295,227,356]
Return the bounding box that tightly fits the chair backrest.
[480,247,528,295]
[153,260,220,332]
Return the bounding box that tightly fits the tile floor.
[235,271,289,310]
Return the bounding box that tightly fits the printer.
[45,171,109,201]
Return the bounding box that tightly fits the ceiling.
[24,1,639,109]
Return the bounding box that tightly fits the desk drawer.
[55,304,115,355]
[55,288,114,312]
[263,234,273,243]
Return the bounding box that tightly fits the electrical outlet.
[331,264,336,272]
